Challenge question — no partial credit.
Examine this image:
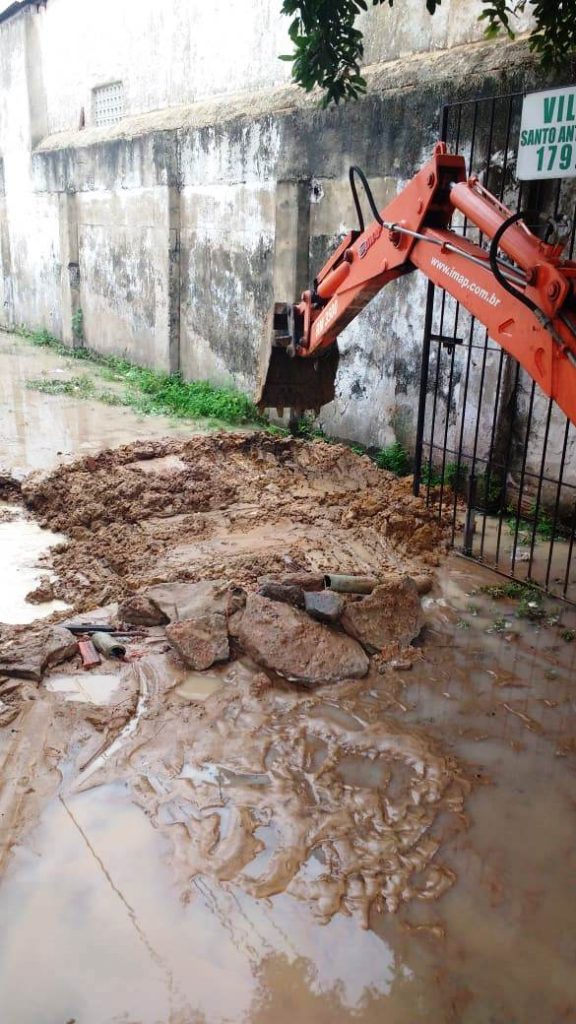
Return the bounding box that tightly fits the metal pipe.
[324,574,376,594]
[91,632,126,659]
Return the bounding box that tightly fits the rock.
[257,581,305,608]
[25,576,57,605]
[0,699,19,726]
[119,594,169,626]
[237,593,369,685]
[44,626,80,669]
[409,573,434,596]
[340,575,423,653]
[143,580,229,623]
[0,625,78,682]
[303,590,344,623]
[257,572,326,593]
[227,610,244,638]
[166,613,229,670]
[227,587,247,616]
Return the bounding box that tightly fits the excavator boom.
[256,143,576,426]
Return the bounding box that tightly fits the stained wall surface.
[0,0,573,486]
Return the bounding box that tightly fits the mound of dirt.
[22,433,448,614]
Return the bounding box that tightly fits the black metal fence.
[414,91,576,603]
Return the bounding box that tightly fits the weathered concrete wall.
[28,0,528,134]
[0,0,574,494]
[178,121,280,386]
[0,13,60,335]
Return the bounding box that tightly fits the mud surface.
[21,433,445,613]
[0,564,574,1023]
[0,349,575,1022]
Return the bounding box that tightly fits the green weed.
[478,581,530,600]
[18,327,266,427]
[478,579,544,619]
[374,442,410,477]
[71,308,84,342]
[506,503,566,542]
[419,460,467,492]
[26,375,96,398]
[517,589,545,620]
[473,472,503,513]
[490,616,511,633]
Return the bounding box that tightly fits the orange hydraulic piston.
[316,257,352,299]
[450,180,561,272]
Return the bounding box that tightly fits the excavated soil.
[0,431,463,931]
[21,433,447,614]
[2,429,576,1022]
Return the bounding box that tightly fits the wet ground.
[0,333,575,1023]
[0,331,208,479]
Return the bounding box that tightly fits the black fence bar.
[415,88,576,604]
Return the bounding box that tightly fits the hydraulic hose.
[348,165,384,233]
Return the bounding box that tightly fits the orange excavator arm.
[256,142,576,426]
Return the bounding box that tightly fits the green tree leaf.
[280,0,576,105]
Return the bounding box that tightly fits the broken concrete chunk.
[304,590,344,623]
[119,594,169,626]
[0,625,78,682]
[238,593,369,686]
[143,580,229,623]
[166,613,229,670]
[341,575,423,653]
[257,581,305,608]
[44,626,80,669]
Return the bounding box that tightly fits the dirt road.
[0,333,575,1024]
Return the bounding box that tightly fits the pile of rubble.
[117,570,427,686]
[0,569,428,707]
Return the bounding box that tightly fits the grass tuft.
[18,327,267,427]
[26,375,96,397]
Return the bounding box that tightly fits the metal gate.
[414,91,576,604]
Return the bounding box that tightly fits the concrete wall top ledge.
[34,38,541,160]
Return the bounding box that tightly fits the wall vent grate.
[93,82,124,127]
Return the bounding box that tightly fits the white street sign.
[517,85,576,181]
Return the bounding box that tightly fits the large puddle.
[0,503,69,623]
[0,784,402,1024]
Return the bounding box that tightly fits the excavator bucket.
[255,303,339,414]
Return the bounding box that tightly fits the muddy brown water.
[0,331,209,479]
[0,333,575,1023]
